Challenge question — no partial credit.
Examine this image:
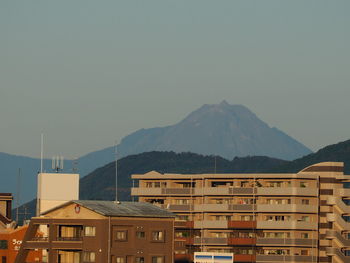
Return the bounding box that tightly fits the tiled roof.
[44,200,175,218]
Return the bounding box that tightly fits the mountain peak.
[119,102,312,161]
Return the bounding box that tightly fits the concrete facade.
[131,162,350,263]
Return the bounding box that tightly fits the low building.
[0,225,42,263]
[0,193,13,228]
[131,162,350,263]
[15,200,175,263]
[0,193,42,263]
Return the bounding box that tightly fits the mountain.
[266,139,350,174]
[1,101,311,206]
[14,151,288,222]
[115,101,312,161]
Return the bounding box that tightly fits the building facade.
[131,162,350,263]
[0,225,42,263]
[0,193,13,228]
[15,200,175,263]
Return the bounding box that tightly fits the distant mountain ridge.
[116,101,312,160]
[1,101,312,205]
[14,139,350,223]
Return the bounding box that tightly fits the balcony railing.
[256,255,315,262]
[257,238,317,246]
[30,237,49,242]
[56,237,83,242]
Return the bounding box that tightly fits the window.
[152,231,164,241]
[301,199,310,205]
[115,230,128,241]
[301,233,309,239]
[136,231,145,239]
[152,256,164,263]
[300,182,308,188]
[116,257,125,263]
[83,252,96,262]
[135,257,144,263]
[84,226,96,237]
[0,240,7,249]
[301,250,309,256]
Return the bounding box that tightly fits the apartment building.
[131,162,350,263]
[0,193,13,228]
[15,200,175,263]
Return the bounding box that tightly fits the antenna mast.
[40,133,44,173]
[16,168,21,223]
[115,142,118,201]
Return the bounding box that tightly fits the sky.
[1,1,349,159]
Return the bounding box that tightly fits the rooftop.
[43,200,175,218]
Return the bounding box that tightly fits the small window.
[135,257,144,263]
[116,257,125,263]
[115,230,128,241]
[85,226,96,237]
[83,252,96,262]
[301,233,309,239]
[136,231,145,239]
[152,231,164,242]
[301,199,310,205]
[0,240,8,249]
[152,256,164,263]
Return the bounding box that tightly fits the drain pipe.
[108,216,111,263]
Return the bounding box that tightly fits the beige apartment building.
[131,162,350,263]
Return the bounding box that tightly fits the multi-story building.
[0,193,42,263]
[0,193,13,228]
[131,162,350,263]
[15,200,175,263]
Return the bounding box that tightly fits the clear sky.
[1,1,349,159]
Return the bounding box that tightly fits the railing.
[193,237,227,245]
[174,221,194,228]
[327,196,350,214]
[29,237,49,242]
[326,230,350,246]
[257,221,318,230]
[56,237,83,241]
[327,213,350,230]
[326,247,350,262]
[256,255,314,262]
[257,238,316,246]
[193,220,228,229]
[228,220,256,228]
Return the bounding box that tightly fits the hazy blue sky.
[1,1,349,159]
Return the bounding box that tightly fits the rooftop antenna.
[40,133,44,173]
[72,158,78,173]
[115,142,118,202]
[52,155,64,172]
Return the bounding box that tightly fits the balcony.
[256,238,317,246]
[256,204,318,213]
[228,221,256,229]
[194,220,228,229]
[228,237,256,245]
[326,230,350,246]
[256,221,318,230]
[234,255,256,262]
[256,255,314,262]
[162,204,193,211]
[175,221,194,228]
[131,188,162,196]
[193,237,227,245]
[256,187,318,196]
[326,247,350,262]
